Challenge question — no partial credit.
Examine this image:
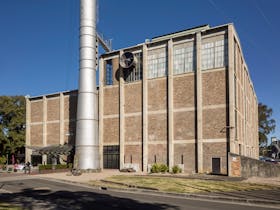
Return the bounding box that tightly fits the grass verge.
[0,203,21,210]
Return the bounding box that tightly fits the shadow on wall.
[66,91,78,147]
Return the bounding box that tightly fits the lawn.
[0,203,21,210]
[90,175,279,194]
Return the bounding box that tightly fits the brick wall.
[104,87,119,115]
[30,124,43,146]
[47,123,60,145]
[202,108,227,139]
[64,121,76,145]
[173,74,195,108]
[203,142,227,174]
[148,144,167,165]
[103,118,119,145]
[148,114,167,141]
[124,82,142,113]
[28,91,77,148]
[124,145,142,167]
[64,94,77,120]
[174,143,196,173]
[47,98,59,121]
[202,70,226,106]
[125,116,142,142]
[148,78,167,111]
[174,111,195,140]
[31,101,43,122]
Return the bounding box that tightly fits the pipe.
[75,0,99,170]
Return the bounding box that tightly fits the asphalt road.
[0,177,279,210]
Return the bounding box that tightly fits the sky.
[0,0,279,140]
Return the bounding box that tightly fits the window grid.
[105,60,113,85]
[148,48,167,78]
[173,45,195,74]
[201,39,227,70]
[125,53,142,83]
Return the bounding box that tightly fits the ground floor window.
[103,145,119,169]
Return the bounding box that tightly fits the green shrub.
[172,165,182,174]
[55,164,68,169]
[159,164,168,173]
[151,163,168,173]
[39,164,52,170]
[150,163,161,173]
[39,164,69,170]
[0,156,7,165]
[68,163,73,169]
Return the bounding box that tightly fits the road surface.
[0,176,279,210]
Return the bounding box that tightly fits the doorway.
[212,157,221,174]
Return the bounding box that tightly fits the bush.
[68,163,73,169]
[0,156,7,165]
[151,163,168,173]
[159,164,168,173]
[172,165,182,174]
[39,164,69,170]
[150,163,160,173]
[55,164,68,169]
[39,164,52,170]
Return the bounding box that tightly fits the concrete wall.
[229,153,280,178]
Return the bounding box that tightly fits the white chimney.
[75,0,99,170]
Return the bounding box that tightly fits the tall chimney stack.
[75,0,99,170]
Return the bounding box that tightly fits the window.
[124,52,142,83]
[215,40,226,68]
[201,39,227,70]
[173,43,195,74]
[148,47,167,78]
[105,59,113,85]
[103,145,119,169]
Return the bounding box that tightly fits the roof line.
[152,24,209,40]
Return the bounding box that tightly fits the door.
[212,158,221,174]
[103,145,120,169]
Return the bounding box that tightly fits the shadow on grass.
[0,187,179,210]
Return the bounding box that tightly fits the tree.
[258,103,276,146]
[0,96,26,163]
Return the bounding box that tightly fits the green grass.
[90,175,280,194]
[0,203,22,210]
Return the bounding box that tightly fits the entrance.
[31,155,42,166]
[103,145,119,169]
[212,158,221,174]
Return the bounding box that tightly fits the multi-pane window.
[173,43,195,74]
[215,40,226,67]
[105,59,113,85]
[125,52,142,83]
[148,47,167,78]
[201,39,227,70]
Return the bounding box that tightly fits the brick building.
[25,23,259,175]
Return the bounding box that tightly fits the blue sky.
[0,0,279,140]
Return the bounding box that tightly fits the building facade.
[25,23,258,174]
